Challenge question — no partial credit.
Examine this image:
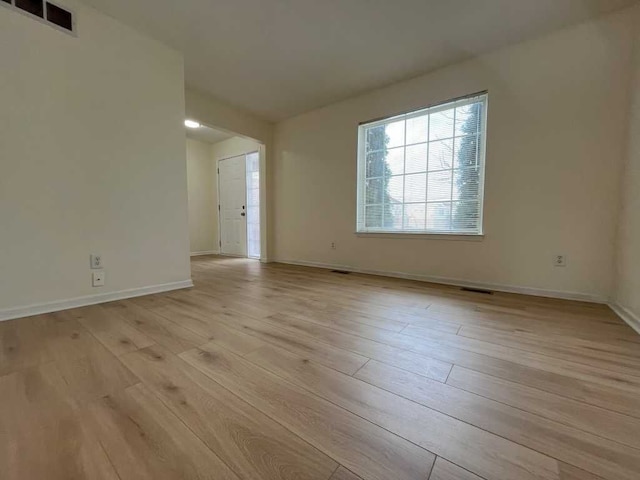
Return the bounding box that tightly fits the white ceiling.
[81,0,637,121]
[186,124,234,145]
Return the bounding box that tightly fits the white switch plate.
[90,254,102,269]
[92,270,105,287]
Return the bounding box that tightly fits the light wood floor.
[2,256,640,480]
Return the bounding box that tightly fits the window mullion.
[425,114,430,229]
[401,120,407,231]
[449,107,456,230]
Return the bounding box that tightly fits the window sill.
[355,231,485,241]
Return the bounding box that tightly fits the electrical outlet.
[92,270,105,287]
[90,254,102,269]
[331,242,336,250]
[553,255,567,267]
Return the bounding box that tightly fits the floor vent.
[461,287,493,295]
[331,270,351,275]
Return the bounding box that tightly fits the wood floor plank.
[120,344,338,480]
[52,342,140,404]
[161,299,370,375]
[261,312,453,382]
[102,300,209,354]
[446,366,640,450]
[71,305,155,356]
[245,344,563,480]
[401,325,640,393]
[330,466,364,480]
[0,362,75,435]
[354,360,640,480]
[140,300,267,356]
[429,458,483,480]
[0,314,53,376]
[86,382,241,480]
[456,325,640,376]
[382,329,640,417]
[180,342,435,480]
[0,413,120,480]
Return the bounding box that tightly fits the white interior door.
[219,155,247,257]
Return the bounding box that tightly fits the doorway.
[217,151,261,259]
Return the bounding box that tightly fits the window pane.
[405,143,427,174]
[428,139,454,171]
[366,151,386,178]
[404,173,426,203]
[453,167,480,201]
[385,120,405,148]
[365,178,384,204]
[406,115,428,145]
[427,202,451,231]
[387,175,404,203]
[403,203,426,230]
[429,109,455,141]
[427,170,452,202]
[246,152,261,259]
[385,203,402,230]
[455,102,482,137]
[454,134,479,169]
[366,125,387,152]
[452,201,480,231]
[387,147,405,176]
[248,187,260,206]
[365,205,383,228]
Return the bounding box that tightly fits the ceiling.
[81,0,637,121]
[186,124,234,145]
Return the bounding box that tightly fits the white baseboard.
[276,258,608,304]
[190,250,219,257]
[0,279,194,322]
[608,302,640,335]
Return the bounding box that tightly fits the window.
[246,151,261,259]
[357,92,487,235]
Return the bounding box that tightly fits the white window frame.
[356,92,488,236]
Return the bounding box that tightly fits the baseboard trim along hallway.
[0,279,194,322]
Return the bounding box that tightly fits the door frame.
[216,149,262,259]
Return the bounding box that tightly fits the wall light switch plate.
[92,270,105,287]
[554,255,567,267]
[90,254,102,269]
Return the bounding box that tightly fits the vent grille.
[2,0,74,33]
[15,0,43,17]
[461,287,493,295]
[46,1,72,30]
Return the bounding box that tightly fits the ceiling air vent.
[2,0,74,33]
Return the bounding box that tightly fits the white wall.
[211,137,262,162]
[272,8,636,301]
[615,11,640,324]
[186,89,273,145]
[0,0,191,317]
[187,138,217,254]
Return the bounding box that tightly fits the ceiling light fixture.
[184,120,201,129]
